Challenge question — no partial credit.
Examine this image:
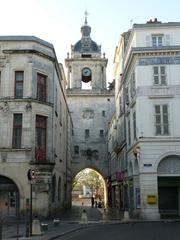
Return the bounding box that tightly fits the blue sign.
[139,56,180,66]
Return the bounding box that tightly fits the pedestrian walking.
[91,196,95,207]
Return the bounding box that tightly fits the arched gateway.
[158,155,180,217]
[65,14,114,206]
[0,175,19,217]
[72,168,108,207]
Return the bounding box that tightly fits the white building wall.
[112,21,180,219]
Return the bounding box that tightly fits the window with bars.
[155,104,169,135]
[12,113,22,148]
[35,115,47,160]
[152,35,163,47]
[153,66,166,85]
[15,71,24,98]
[37,73,47,102]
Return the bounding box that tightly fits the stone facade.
[110,20,180,219]
[0,36,72,217]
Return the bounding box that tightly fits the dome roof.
[74,39,99,52]
[73,13,100,54]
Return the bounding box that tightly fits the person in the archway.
[91,196,95,207]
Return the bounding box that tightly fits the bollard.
[80,209,88,224]
[32,218,42,236]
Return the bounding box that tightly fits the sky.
[0,0,180,83]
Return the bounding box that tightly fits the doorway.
[0,176,19,217]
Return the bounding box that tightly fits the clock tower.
[65,13,114,192]
[65,12,107,91]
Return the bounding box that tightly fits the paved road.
[57,221,180,240]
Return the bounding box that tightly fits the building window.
[130,71,136,98]
[60,100,62,125]
[58,177,61,201]
[37,73,47,102]
[155,105,169,135]
[152,35,163,47]
[125,86,129,105]
[119,95,124,114]
[99,129,104,137]
[12,113,22,148]
[153,66,166,85]
[102,110,106,117]
[15,71,24,98]
[85,129,90,139]
[133,111,136,140]
[35,115,47,161]
[128,117,131,146]
[74,145,79,154]
[52,175,56,202]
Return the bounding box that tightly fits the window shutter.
[146,35,151,47]
[165,34,171,46]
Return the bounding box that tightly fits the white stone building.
[65,16,114,204]
[0,36,73,217]
[111,19,180,219]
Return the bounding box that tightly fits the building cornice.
[133,22,180,29]
[0,36,53,49]
[2,49,55,62]
[122,46,180,83]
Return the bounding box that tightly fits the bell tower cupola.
[65,12,108,91]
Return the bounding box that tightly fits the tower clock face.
[82,68,91,77]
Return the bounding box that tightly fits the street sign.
[27,169,36,181]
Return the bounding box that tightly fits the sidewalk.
[2,206,104,240]
[3,220,89,240]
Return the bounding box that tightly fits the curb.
[48,225,88,240]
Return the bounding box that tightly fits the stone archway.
[157,155,180,217]
[72,168,108,207]
[0,175,19,217]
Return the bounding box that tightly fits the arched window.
[58,177,61,201]
[52,175,56,202]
